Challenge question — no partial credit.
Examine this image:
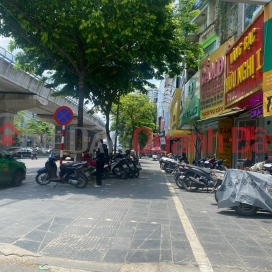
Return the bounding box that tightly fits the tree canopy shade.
[110,93,157,150]
[0,0,202,152]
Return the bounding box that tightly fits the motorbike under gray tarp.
[217,169,272,212]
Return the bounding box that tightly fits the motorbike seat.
[202,168,211,173]
[60,162,78,170]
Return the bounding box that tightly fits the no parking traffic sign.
[54,106,73,126]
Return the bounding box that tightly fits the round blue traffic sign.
[54,106,73,125]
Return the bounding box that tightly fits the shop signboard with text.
[169,89,180,137]
[200,37,234,119]
[225,11,263,108]
[181,71,200,125]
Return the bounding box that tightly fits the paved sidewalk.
[0,158,271,271]
[0,158,198,271]
[165,171,272,272]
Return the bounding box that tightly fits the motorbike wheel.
[36,173,51,185]
[75,172,88,188]
[128,170,134,179]
[120,171,127,179]
[134,168,140,178]
[175,176,184,189]
[182,173,199,192]
[234,203,258,216]
[214,191,218,203]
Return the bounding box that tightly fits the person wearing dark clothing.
[95,139,108,187]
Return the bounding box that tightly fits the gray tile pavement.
[165,165,272,271]
[0,158,271,271]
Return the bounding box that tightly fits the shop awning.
[197,108,245,122]
[169,129,192,137]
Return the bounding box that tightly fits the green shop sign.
[159,131,165,137]
[180,71,200,125]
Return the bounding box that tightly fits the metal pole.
[59,125,65,176]
[114,93,120,154]
[241,3,245,33]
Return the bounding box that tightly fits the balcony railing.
[192,0,208,11]
[0,46,104,125]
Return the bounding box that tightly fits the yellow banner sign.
[218,118,233,168]
[263,89,272,117]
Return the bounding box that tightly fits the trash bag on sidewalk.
[217,169,272,212]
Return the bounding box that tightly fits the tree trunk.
[114,94,120,154]
[129,132,133,151]
[105,111,113,154]
[78,74,84,127]
[76,73,84,161]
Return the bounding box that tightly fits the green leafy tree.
[111,93,157,150]
[0,0,202,155]
[27,118,54,146]
[14,111,27,146]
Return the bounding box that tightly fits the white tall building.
[156,75,176,136]
[147,89,158,105]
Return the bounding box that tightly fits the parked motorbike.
[203,157,216,168]
[193,158,208,167]
[131,155,142,177]
[179,159,226,192]
[210,159,228,171]
[216,169,272,216]
[159,157,168,170]
[105,157,129,179]
[164,159,180,173]
[31,153,37,160]
[36,152,88,188]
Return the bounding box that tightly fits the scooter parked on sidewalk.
[216,169,272,216]
[179,159,226,192]
[131,155,142,177]
[104,157,129,179]
[36,151,89,188]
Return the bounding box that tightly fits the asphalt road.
[0,158,271,272]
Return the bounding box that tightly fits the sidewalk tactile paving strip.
[81,236,113,248]
[70,236,113,261]
[41,243,76,258]
[71,218,98,227]
[49,234,84,245]
[102,210,128,221]
[95,219,121,229]
[88,226,120,237]
[62,226,93,236]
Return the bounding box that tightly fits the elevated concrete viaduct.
[0,47,106,148]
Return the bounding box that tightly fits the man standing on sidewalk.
[95,139,108,187]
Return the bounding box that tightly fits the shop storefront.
[225,11,264,168]
[169,88,192,161]
[179,71,200,160]
[199,37,234,160]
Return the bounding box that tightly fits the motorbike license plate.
[123,165,127,168]
[129,164,134,167]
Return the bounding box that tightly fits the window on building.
[245,4,261,28]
